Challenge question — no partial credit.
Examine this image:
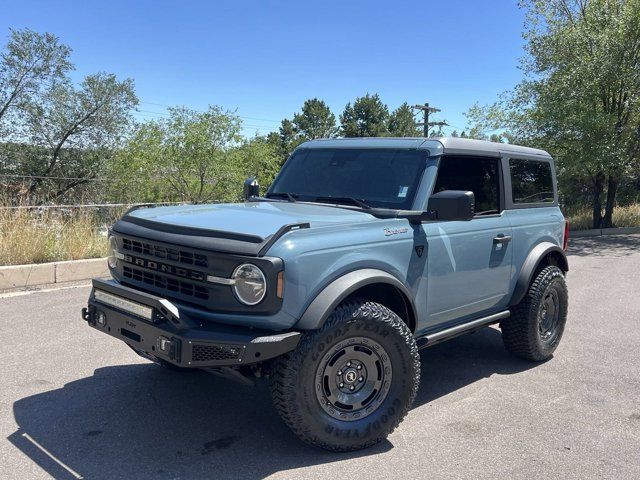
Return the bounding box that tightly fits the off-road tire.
[501,265,568,362]
[269,300,420,452]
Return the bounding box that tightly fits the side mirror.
[427,190,475,221]
[243,176,260,200]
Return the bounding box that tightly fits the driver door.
[423,155,513,327]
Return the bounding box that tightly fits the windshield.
[267,148,428,210]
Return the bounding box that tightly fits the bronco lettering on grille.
[122,254,206,282]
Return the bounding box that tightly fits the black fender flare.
[295,269,417,330]
[510,242,569,307]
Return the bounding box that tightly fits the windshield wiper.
[313,196,372,209]
[265,192,298,202]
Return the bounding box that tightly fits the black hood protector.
[112,215,309,257]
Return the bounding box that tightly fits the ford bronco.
[82,137,569,451]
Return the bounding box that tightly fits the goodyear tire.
[501,265,568,362]
[269,300,420,452]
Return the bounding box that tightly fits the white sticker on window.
[398,186,409,198]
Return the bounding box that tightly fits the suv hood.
[112,201,375,256]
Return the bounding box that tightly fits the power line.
[138,101,281,124]
[137,109,170,117]
[0,173,204,182]
[0,202,183,210]
[134,109,278,129]
[0,174,116,181]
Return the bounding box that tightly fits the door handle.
[493,235,512,244]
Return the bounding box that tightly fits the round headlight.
[232,263,266,305]
[107,236,118,270]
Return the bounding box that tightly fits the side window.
[433,156,500,215]
[509,159,554,204]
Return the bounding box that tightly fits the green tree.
[340,93,390,137]
[268,98,337,164]
[468,0,640,228]
[112,106,280,204]
[292,98,338,139]
[266,118,304,165]
[388,102,421,136]
[463,105,513,142]
[113,106,241,204]
[0,29,71,130]
[18,73,138,202]
[0,29,137,204]
[229,136,281,196]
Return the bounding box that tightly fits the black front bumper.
[82,279,300,368]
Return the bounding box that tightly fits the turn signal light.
[276,271,284,298]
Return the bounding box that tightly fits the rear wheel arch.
[510,242,568,307]
[295,269,417,332]
[538,249,568,271]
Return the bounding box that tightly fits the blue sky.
[2,0,527,136]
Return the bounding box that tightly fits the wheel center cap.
[344,369,358,384]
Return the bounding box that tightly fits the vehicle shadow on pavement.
[9,328,535,480]
[568,234,640,257]
[415,327,539,406]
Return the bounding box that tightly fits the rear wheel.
[501,265,568,361]
[269,300,420,452]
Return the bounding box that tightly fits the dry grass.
[566,209,595,231]
[612,204,640,229]
[566,203,640,230]
[0,208,109,266]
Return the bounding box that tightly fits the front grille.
[191,343,242,363]
[122,238,208,268]
[123,266,209,300]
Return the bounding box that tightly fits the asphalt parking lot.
[1,235,639,480]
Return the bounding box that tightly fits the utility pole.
[412,102,448,137]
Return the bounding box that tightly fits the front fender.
[295,269,417,330]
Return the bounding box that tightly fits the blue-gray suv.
[82,137,570,451]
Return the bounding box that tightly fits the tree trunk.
[592,172,605,229]
[602,175,618,228]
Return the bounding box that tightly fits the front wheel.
[269,300,420,452]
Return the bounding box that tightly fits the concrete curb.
[0,258,108,291]
[571,227,640,238]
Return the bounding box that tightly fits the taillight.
[562,220,570,251]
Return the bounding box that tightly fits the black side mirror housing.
[427,190,475,221]
[243,176,260,200]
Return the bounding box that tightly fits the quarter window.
[509,159,554,204]
[433,156,500,215]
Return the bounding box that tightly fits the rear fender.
[510,242,568,306]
